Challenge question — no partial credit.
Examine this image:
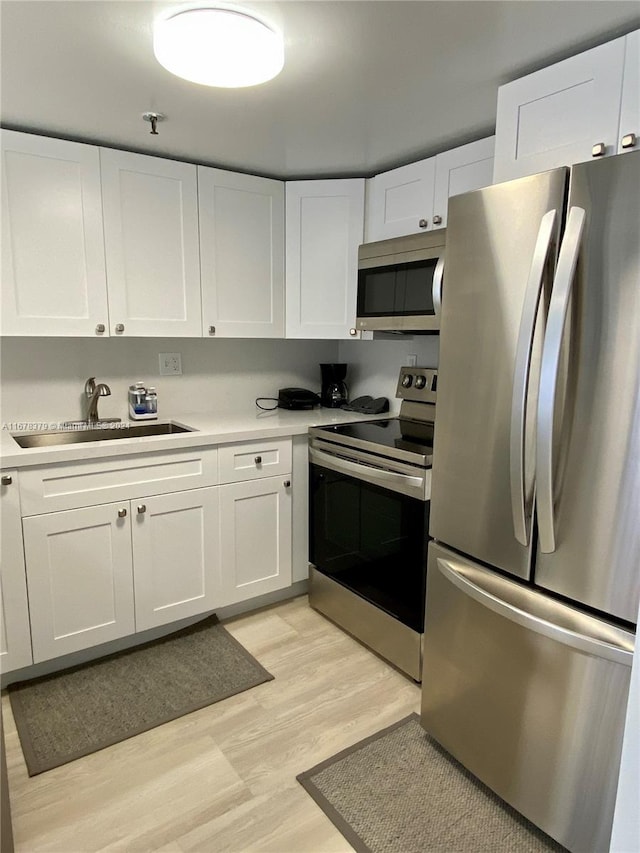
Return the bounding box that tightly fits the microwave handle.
[432,256,444,315]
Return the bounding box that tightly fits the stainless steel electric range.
[308,366,437,680]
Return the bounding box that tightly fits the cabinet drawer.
[19,447,218,515]
[218,438,291,484]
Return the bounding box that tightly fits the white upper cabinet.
[101,149,202,337]
[286,179,365,339]
[365,157,436,241]
[432,137,495,228]
[619,31,639,154]
[1,130,110,337]
[493,36,627,182]
[365,137,495,239]
[198,167,284,338]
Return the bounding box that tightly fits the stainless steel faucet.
[84,377,112,424]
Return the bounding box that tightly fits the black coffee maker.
[320,363,348,408]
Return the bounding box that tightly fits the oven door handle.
[309,446,427,500]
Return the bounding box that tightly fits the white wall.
[0,337,338,424]
[339,335,439,413]
[0,335,440,424]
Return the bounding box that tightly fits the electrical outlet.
[406,354,418,367]
[159,352,182,376]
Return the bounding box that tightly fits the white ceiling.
[1,1,639,178]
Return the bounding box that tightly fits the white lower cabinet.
[12,440,295,668]
[220,476,292,606]
[132,487,221,631]
[0,471,33,673]
[23,502,135,663]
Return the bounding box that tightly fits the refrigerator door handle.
[436,557,633,666]
[510,209,557,546]
[432,256,444,316]
[536,207,586,554]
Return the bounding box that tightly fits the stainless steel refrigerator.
[421,151,639,853]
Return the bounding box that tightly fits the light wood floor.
[3,595,420,852]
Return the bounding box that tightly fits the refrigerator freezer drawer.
[421,542,634,853]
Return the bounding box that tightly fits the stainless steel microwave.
[356,229,445,333]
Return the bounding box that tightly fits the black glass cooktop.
[314,417,434,462]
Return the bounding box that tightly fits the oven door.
[309,450,429,633]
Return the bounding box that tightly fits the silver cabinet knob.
[432,215,443,226]
[137,504,146,515]
[349,328,358,336]
[95,324,105,334]
[621,133,637,149]
[591,143,606,157]
[208,325,216,335]
[418,218,428,228]
[283,480,291,488]
[118,508,127,518]
[115,323,125,333]
[255,456,262,464]
[1,475,12,486]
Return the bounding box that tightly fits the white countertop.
[0,406,391,469]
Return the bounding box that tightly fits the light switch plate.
[159,352,182,376]
[406,354,418,367]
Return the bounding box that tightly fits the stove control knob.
[414,375,427,389]
[402,374,413,388]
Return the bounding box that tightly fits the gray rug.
[297,714,566,853]
[9,614,273,776]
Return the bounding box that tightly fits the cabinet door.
[286,179,364,339]
[618,31,639,155]
[1,130,109,337]
[493,38,626,182]
[199,167,284,337]
[0,472,33,673]
[132,488,221,631]
[432,137,495,228]
[220,476,292,605]
[364,158,436,241]
[101,149,202,337]
[23,503,135,662]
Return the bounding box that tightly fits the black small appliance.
[320,363,348,408]
[277,388,321,410]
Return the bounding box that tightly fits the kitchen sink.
[12,422,195,448]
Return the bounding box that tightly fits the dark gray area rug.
[297,713,566,853]
[9,614,273,776]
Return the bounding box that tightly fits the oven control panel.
[396,367,438,403]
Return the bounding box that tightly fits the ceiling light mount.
[153,7,284,88]
[142,112,165,135]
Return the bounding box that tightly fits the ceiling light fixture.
[153,7,284,88]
